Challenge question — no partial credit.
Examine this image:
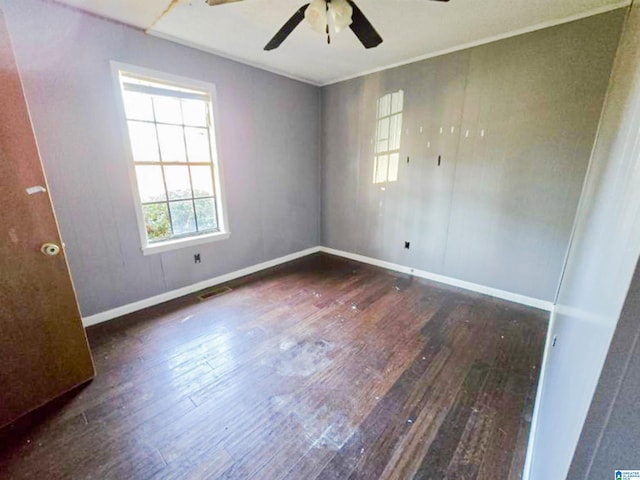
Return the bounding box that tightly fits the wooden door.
[0,9,94,429]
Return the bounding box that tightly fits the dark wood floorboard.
[0,253,548,479]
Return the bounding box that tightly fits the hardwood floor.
[0,253,548,479]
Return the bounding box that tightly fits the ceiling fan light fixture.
[329,0,353,32]
[304,0,328,34]
[263,0,389,51]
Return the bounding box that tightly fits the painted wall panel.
[0,0,320,316]
[321,11,625,303]
[568,259,640,478]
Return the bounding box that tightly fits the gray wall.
[528,3,640,479]
[321,11,625,303]
[0,0,320,316]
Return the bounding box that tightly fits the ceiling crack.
[147,0,182,32]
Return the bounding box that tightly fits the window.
[113,63,229,255]
[373,90,404,184]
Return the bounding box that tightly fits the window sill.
[142,231,231,256]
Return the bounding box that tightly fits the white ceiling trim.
[322,0,631,86]
[147,29,324,86]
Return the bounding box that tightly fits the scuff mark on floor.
[271,390,360,451]
[274,338,336,377]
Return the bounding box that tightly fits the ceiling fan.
[206,0,450,51]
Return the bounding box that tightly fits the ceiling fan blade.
[206,0,245,5]
[346,0,383,49]
[264,4,309,51]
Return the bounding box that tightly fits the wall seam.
[440,50,473,274]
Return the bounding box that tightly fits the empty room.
[2,0,640,478]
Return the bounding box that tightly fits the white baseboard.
[81,246,322,327]
[83,244,553,327]
[319,247,554,312]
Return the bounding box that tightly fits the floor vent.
[198,286,232,301]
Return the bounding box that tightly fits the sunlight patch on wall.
[373,90,403,184]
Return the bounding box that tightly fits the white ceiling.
[55,0,628,85]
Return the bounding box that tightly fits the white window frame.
[111,62,230,255]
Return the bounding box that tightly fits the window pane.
[119,72,225,245]
[190,165,215,197]
[169,201,197,235]
[185,127,211,163]
[153,96,182,124]
[142,203,171,241]
[123,92,153,121]
[164,165,192,200]
[135,165,166,203]
[195,197,218,231]
[388,153,399,182]
[127,121,160,162]
[157,124,187,162]
[182,99,208,127]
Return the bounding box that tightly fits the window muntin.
[118,71,224,246]
[373,90,404,184]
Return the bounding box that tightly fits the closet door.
[0,9,94,428]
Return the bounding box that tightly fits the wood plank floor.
[0,253,548,479]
